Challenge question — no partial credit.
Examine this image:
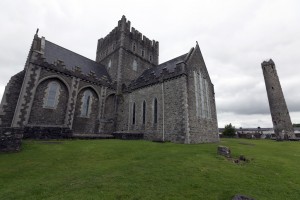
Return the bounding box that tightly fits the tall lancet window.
[142,101,146,124]
[199,74,206,118]
[205,79,211,118]
[194,71,210,119]
[153,98,158,124]
[44,81,60,109]
[81,90,92,117]
[132,102,136,125]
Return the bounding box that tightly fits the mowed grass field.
[0,138,300,200]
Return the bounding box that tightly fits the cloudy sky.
[0,0,299,128]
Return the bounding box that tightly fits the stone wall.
[185,46,219,143]
[0,127,23,152]
[72,88,100,134]
[120,50,155,88]
[11,62,41,127]
[99,52,120,86]
[117,76,188,143]
[0,70,25,127]
[28,78,69,126]
[23,126,72,139]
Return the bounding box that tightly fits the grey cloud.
[0,0,300,127]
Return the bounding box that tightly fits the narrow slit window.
[141,49,144,57]
[142,101,146,124]
[154,98,158,124]
[132,103,136,125]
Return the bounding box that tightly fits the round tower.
[261,59,295,140]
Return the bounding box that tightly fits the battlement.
[97,27,120,50]
[96,15,159,64]
[261,59,275,67]
[117,15,131,32]
[130,27,159,49]
[97,15,158,51]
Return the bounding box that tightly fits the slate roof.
[129,53,188,90]
[43,40,111,81]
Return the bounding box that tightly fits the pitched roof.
[129,53,188,90]
[43,40,111,81]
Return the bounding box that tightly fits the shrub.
[223,123,236,137]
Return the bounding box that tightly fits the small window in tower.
[272,87,274,90]
[153,98,158,124]
[150,55,152,61]
[133,43,136,52]
[108,60,112,68]
[142,49,145,57]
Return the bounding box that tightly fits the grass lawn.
[1,138,300,200]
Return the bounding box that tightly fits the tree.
[223,123,236,137]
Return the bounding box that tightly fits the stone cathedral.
[0,16,219,144]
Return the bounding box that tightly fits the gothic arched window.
[81,90,92,117]
[44,81,60,108]
[142,101,146,124]
[153,98,158,124]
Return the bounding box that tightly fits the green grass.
[0,139,300,200]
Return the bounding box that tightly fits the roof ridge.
[158,53,188,66]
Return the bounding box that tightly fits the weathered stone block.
[217,145,231,157]
[0,128,23,152]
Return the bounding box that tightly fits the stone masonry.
[0,16,219,144]
[262,59,295,140]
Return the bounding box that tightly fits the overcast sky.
[0,0,299,128]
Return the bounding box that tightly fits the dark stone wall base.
[23,126,73,139]
[112,132,144,140]
[0,127,23,152]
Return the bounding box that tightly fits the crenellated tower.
[96,15,159,94]
[262,59,295,140]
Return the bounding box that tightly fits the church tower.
[96,16,159,94]
[262,59,295,140]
